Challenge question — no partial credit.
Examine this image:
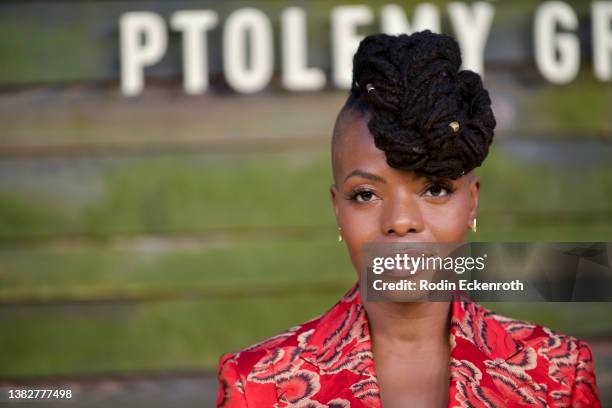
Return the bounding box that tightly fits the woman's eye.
[424,185,450,197]
[354,191,375,202]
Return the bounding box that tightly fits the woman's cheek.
[341,206,379,278]
[423,200,470,242]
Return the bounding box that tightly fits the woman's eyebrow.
[344,169,387,184]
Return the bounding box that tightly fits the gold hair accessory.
[449,121,460,133]
[471,218,477,233]
[366,83,376,93]
[338,227,343,242]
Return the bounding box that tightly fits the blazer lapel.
[298,284,382,407]
[448,299,525,406]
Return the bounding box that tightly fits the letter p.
[120,12,168,96]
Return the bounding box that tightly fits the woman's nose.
[381,194,425,236]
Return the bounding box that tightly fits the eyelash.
[346,182,455,202]
[347,188,377,202]
[423,181,455,197]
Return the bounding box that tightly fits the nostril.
[387,227,418,236]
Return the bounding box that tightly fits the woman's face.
[330,112,480,277]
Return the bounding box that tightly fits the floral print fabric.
[217,283,601,407]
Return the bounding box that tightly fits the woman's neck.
[363,300,452,347]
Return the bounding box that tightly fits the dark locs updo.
[347,30,496,179]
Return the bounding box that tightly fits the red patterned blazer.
[217,283,601,407]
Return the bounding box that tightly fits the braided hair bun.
[349,30,496,179]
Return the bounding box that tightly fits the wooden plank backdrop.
[0,1,611,403]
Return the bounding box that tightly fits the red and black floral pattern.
[217,283,601,407]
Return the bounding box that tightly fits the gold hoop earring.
[471,218,477,233]
[338,227,343,242]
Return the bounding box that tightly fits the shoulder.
[452,300,597,365]
[216,284,364,407]
[218,284,361,381]
[216,314,324,407]
[219,312,322,372]
[480,304,601,405]
[483,303,595,357]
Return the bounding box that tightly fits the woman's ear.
[329,184,340,219]
[469,173,481,223]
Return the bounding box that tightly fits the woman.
[216,31,601,407]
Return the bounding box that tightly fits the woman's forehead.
[332,113,388,180]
